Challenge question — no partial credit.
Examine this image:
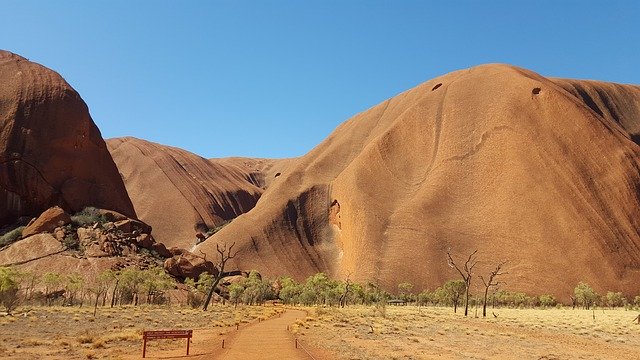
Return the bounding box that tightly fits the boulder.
[53,227,66,241]
[168,247,186,256]
[97,209,129,223]
[76,227,100,247]
[84,243,109,258]
[113,219,151,234]
[21,206,71,238]
[163,249,217,281]
[136,233,154,249]
[151,242,172,258]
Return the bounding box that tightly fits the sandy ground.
[295,306,640,360]
[2,305,639,359]
[0,304,282,359]
[215,309,310,359]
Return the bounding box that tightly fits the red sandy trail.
[215,309,310,360]
[134,309,316,360]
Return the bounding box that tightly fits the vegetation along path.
[216,309,312,360]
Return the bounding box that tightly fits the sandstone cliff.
[196,64,640,298]
[0,50,135,222]
[107,137,292,248]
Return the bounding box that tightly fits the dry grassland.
[0,304,281,359]
[293,306,640,360]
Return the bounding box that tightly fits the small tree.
[339,274,353,308]
[278,277,301,305]
[539,294,557,308]
[605,291,625,308]
[88,272,112,316]
[574,282,598,310]
[479,261,507,317]
[442,279,466,312]
[228,283,245,308]
[185,272,212,308]
[42,272,63,306]
[203,242,239,311]
[142,267,174,304]
[119,268,145,305]
[0,267,22,314]
[65,273,85,306]
[20,271,39,301]
[241,271,274,305]
[398,282,414,303]
[447,249,478,316]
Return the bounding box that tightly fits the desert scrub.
[0,226,24,247]
[71,207,108,227]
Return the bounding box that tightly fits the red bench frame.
[142,330,192,358]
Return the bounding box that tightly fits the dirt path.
[215,309,311,360]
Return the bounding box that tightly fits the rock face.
[106,137,292,248]
[196,64,640,298]
[22,206,70,238]
[0,50,135,224]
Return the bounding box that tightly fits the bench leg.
[186,337,190,355]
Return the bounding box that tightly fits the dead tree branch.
[447,249,478,316]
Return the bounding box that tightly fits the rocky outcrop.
[106,137,292,248]
[0,50,135,224]
[196,64,640,298]
[22,206,70,237]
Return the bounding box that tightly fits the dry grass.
[297,306,640,360]
[0,304,280,359]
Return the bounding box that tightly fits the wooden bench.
[142,330,192,358]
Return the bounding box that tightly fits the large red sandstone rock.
[22,206,71,237]
[196,64,640,299]
[106,137,292,248]
[163,249,217,281]
[0,50,135,223]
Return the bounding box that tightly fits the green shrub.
[0,226,25,247]
[539,294,557,308]
[71,207,107,227]
[63,235,80,250]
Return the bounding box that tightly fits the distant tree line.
[0,266,174,315]
[2,265,639,315]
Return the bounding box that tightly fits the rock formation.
[0,206,168,279]
[0,50,135,223]
[21,206,71,238]
[106,137,292,248]
[163,248,216,281]
[196,64,640,298]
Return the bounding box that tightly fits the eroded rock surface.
[0,50,135,223]
[197,64,640,298]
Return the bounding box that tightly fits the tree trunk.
[464,285,470,316]
[202,276,223,311]
[110,281,119,308]
[482,287,489,317]
[93,293,100,317]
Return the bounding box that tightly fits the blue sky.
[1,1,638,158]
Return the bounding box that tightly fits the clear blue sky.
[1,1,638,158]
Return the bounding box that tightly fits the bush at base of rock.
[0,226,25,247]
[70,207,108,227]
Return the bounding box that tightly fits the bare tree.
[479,261,507,317]
[203,242,239,311]
[447,249,478,316]
[339,272,353,308]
